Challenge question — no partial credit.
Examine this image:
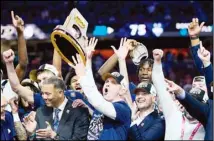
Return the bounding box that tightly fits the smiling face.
[135,90,155,110]
[41,84,64,107]
[102,77,122,102]
[70,75,83,93]
[138,62,153,82]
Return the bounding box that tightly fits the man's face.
[41,84,62,107]
[37,71,55,89]
[138,62,152,82]
[135,90,154,110]
[192,81,207,94]
[70,75,83,93]
[1,96,8,120]
[102,77,121,102]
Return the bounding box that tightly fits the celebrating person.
[188,18,213,99]
[23,76,90,140]
[128,82,165,140]
[69,39,131,140]
[166,45,213,140]
[1,11,28,112]
[152,49,205,140]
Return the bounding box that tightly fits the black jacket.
[35,100,90,140]
[128,111,165,140]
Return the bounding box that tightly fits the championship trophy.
[51,8,88,66]
[127,39,148,65]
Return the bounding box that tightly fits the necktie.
[53,108,61,132]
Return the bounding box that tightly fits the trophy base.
[51,27,86,66]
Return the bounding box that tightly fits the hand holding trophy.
[127,39,148,65]
[51,8,88,66]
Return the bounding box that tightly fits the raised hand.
[197,41,211,66]
[2,49,15,64]
[22,111,37,134]
[126,39,140,51]
[165,79,184,96]
[69,54,85,77]
[152,49,163,64]
[83,37,98,60]
[11,11,24,32]
[111,37,129,60]
[188,18,205,38]
[9,97,19,114]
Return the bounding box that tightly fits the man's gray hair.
[43,76,66,91]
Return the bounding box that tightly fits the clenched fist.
[153,49,163,64]
[2,49,15,63]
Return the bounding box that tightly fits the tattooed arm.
[9,97,28,140]
[13,113,28,140]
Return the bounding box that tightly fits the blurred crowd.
[1,1,213,31]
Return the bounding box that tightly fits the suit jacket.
[128,111,165,140]
[35,100,90,140]
[178,92,213,140]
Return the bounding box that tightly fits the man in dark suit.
[128,82,165,140]
[23,76,90,140]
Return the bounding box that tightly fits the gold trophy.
[51,8,88,66]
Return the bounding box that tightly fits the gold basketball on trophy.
[51,8,88,66]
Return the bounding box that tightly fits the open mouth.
[140,76,149,81]
[103,88,108,95]
[75,86,82,91]
[137,99,146,103]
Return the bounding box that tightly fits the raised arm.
[197,41,213,99]
[98,54,118,76]
[70,38,117,120]
[165,79,209,125]
[152,49,179,119]
[3,49,34,103]
[11,11,29,81]
[188,18,205,74]
[52,49,62,78]
[111,38,132,108]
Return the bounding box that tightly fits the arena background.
[1,1,213,88]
